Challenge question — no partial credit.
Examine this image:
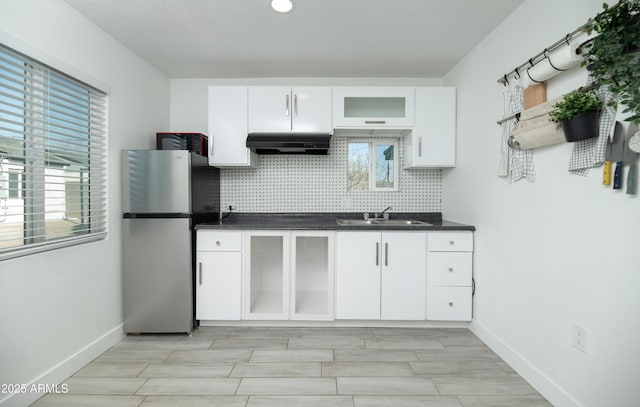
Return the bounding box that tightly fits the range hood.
[246,133,331,155]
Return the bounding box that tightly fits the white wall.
[0,1,169,405]
[443,0,640,406]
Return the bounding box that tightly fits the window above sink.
[347,139,399,192]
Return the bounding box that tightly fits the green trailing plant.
[549,89,602,123]
[581,0,640,123]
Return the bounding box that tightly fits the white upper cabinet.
[404,87,456,168]
[333,87,415,128]
[248,86,332,133]
[208,86,256,167]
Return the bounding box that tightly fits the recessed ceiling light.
[271,0,293,13]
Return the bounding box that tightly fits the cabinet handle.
[376,242,379,266]
[449,240,455,246]
[418,136,422,157]
[365,120,386,124]
[285,94,290,116]
[294,94,298,117]
[216,240,221,246]
[448,267,454,273]
[385,242,389,266]
[449,302,454,307]
[198,263,203,286]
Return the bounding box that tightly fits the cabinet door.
[381,233,426,320]
[405,87,456,168]
[335,232,381,319]
[291,232,335,321]
[333,87,415,128]
[208,86,256,167]
[290,87,332,133]
[243,231,290,320]
[196,251,242,320]
[248,86,292,133]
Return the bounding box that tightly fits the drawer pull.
[216,241,221,246]
[449,240,455,246]
[448,302,454,307]
[448,267,454,272]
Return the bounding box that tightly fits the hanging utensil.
[625,123,639,195]
[611,122,625,190]
[603,132,614,185]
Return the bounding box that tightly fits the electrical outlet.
[572,323,587,354]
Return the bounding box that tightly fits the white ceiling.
[64,0,525,78]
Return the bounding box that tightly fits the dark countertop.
[195,212,475,231]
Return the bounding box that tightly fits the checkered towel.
[498,85,536,182]
[568,86,617,176]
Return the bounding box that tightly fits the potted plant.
[549,89,602,142]
[581,1,640,124]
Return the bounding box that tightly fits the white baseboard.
[470,320,583,407]
[0,324,124,407]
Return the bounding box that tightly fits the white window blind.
[0,43,107,259]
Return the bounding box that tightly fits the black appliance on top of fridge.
[121,150,219,334]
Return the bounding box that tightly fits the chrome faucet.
[364,206,392,220]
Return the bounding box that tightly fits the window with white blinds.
[0,43,107,259]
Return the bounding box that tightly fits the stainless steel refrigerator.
[121,150,219,334]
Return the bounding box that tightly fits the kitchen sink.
[336,219,431,226]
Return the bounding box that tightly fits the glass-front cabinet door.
[291,232,334,321]
[243,231,290,320]
[333,87,415,128]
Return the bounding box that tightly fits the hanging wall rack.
[496,24,590,86]
[497,0,628,86]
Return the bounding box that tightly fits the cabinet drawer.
[426,286,472,321]
[197,231,242,251]
[428,232,473,252]
[427,252,472,286]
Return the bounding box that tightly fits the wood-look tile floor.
[32,327,552,406]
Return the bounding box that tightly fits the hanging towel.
[568,86,617,176]
[497,88,512,178]
[508,85,536,182]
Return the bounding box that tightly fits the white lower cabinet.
[335,232,426,320]
[196,231,243,320]
[197,228,473,323]
[426,232,473,321]
[243,231,334,321]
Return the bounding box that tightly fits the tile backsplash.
[220,137,441,212]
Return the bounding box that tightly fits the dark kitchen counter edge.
[195,212,475,231]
